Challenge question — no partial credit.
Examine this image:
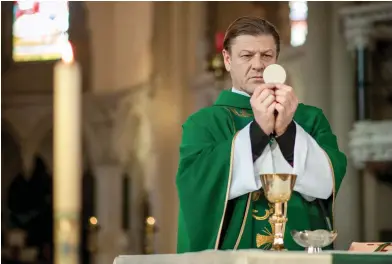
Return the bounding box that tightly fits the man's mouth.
[250,76,264,81]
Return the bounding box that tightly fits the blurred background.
[1,1,392,264]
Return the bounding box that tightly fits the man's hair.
[223,16,281,57]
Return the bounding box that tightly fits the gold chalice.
[260,173,297,251]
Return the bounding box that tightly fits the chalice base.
[271,232,286,251]
[306,246,322,254]
[271,243,286,251]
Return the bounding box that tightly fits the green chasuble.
[176,90,347,253]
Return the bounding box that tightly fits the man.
[176,17,347,252]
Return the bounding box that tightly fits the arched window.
[12,0,69,62]
[289,1,308,47]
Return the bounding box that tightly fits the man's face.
[222,34,277,95]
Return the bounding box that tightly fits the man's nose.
[252,57,264,71]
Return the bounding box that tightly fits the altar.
[114,250,391,264]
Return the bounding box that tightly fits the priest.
[176,17,347,252]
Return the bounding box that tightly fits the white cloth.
[229,89,333,201]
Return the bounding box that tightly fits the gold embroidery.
[228,108,253,117]
[256,222,275,249]
[224,107,237,132]
[252,208,273,221]
[254,204,275,249]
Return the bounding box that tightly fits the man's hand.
[250,84,276,135]
[274,84,299,136]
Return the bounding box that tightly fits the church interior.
[2,1,392,264]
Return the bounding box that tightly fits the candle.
[53,41,82,264]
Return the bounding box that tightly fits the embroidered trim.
[234,193,251,249]
[228,107,253,117]
[215,107,252,249]
[214,132,239,249]
[224,107,237,132]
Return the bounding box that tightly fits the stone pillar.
[150,1,207,253]
[86,1,154,93]
[112,2,154,91]
[85,2,115,93]
[354,45,372,120]
[330,2,359,249]
[94,165,125,264]
[344,22,373,120]
[302,1,332,118]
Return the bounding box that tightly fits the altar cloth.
[114,250,392,264]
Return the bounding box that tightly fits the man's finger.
[253,83,276,97]
[267,101,276,114]
[275,84,293,92]
[255,89,273,104]
[252,86,264,98]
[274,89,288,96]
[261,93,275,108]
[275,95,287,105]
[275,102,285,113]
[257,88,274,102]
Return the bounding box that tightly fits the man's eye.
[241,55,252,58]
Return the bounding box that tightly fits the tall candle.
[53,41,82,264]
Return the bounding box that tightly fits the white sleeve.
[291,122,333,200]
[229,122,274,200]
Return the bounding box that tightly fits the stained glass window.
[289,1,308,47]
[12,0,70,62]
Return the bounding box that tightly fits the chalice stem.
[271,202,287,251]
[272,222,284,250]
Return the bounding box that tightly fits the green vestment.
[176,90,347,253]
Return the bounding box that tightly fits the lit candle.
[53,41,82,264]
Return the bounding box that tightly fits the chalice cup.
[260,173,297,251]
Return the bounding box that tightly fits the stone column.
[94,165,125,264]
[112,2,154,92]
[330,2,359,249]
[302,1,332,118]
[150,1,208,253]
[85,2,115,93]
[86,1,154,93]
[84,99,125,264]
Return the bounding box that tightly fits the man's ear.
[222,49,231,72]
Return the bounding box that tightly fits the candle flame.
[89,216,98,226]
[146,216,156,226]
[62,41,74,64]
